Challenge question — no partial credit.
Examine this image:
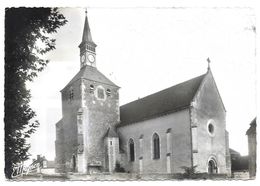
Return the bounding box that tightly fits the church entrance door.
[208,159,217,174]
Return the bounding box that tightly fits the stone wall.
[83,79,120,170]
[248,133,256,178]
[57,77,120,173]
[190,71,229,174]
[59,79,82,172]
[55,120,65,172]
[117,109,192,174]
[232,171,250,179]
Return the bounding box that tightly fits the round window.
[208,123,214,134]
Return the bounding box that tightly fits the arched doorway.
[208,159,218,174]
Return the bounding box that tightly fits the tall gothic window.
[153,133,160,159]
[129,138,135,162]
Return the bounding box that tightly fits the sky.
[26,6,256,161]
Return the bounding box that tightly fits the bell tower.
[56,9,120,174]
[79,10,97,68]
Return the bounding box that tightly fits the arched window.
[166,128,172,154]
[129,138,135,162]
[153,133,160,159]
[72,155,76,172]
[139,135,144,158]
[97,88,105,99]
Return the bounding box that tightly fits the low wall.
[14,172,230,181]
[67,173,229,181]
[232,171,249,179]
[41,168,55,175]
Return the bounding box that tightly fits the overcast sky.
[26,6,256,160]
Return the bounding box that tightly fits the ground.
[11,172,250,181]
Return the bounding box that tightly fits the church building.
[55,11,231,175]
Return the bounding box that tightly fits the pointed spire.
[81,9,96,46]
[207,57,211,71]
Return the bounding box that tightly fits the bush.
[180,165,198,178]
[114,161,125,173]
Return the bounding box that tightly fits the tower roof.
[61,65,119,91]
[246,117,256,135]
[104,127,118,138]
[79,10,96,47]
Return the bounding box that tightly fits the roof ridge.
[119,73,206,126]
[61,66,119,91]
[121,73,206,108]
[94,67,119,87]
[104,127,118,138]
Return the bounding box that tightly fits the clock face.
[81,55,85,62]
[88,54,95,63]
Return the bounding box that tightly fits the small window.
[106,89,111,96]
[129,138,135,162]
[69,88,74,101]
[110,141,112,145]
[97,88,105,99]
[90,85,94,93]
[208,123,214,134]
[153,133,160,159]
[62,93,66,101]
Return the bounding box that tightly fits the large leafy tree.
[5,7,67,179]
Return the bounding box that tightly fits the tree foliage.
[5,7,67,179]
[180,165,198,178]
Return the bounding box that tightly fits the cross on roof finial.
[207,57,211,71]
[85,8,88,15]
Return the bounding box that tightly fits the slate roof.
[104,127,119,138]
[229,148,241,156]
[79,12,96,47]
[119,74,206,126]
[61,65,119,91]
[246,117,256,135]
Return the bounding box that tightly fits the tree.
[5,7,67,179]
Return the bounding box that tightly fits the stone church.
[55,11,231,175]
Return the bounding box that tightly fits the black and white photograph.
[2,0,257,182]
